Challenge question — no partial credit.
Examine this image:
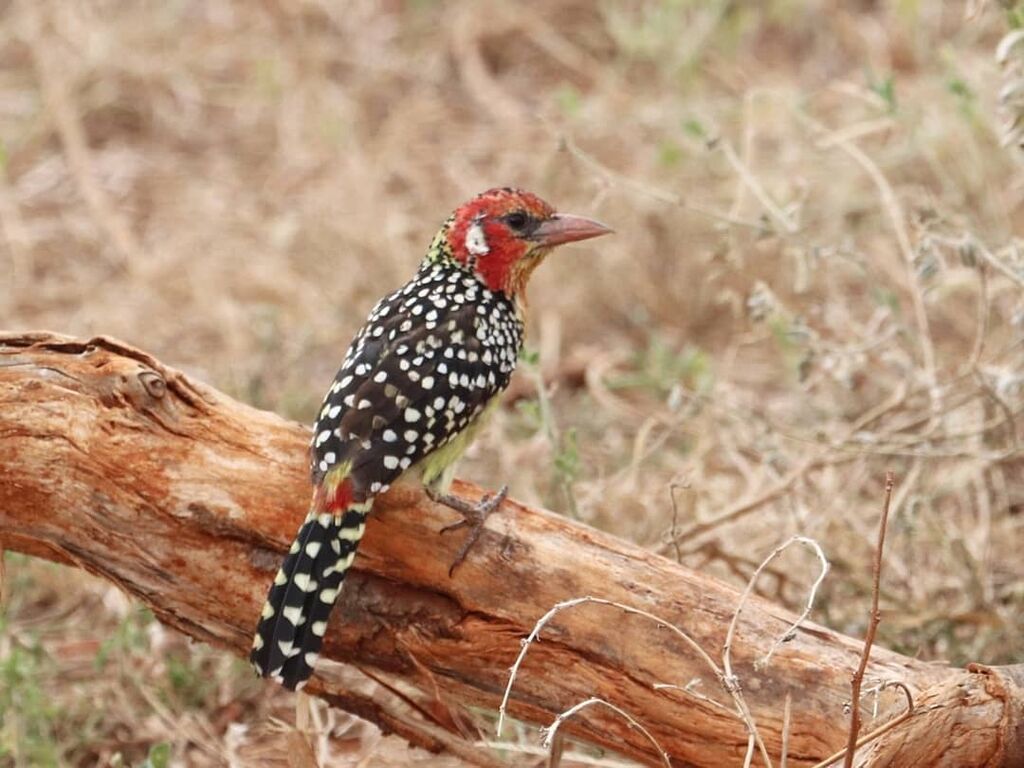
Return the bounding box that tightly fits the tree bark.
[0,331,1020,768]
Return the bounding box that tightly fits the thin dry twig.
[556,131,767,230]
[496,596,724,738]
[730,90,758,223]
[667,480,688,562]
[743,733,758,768]
[780,692,792,768]
[842,472,895,768]
[652,681,734,714]
[497,593,778,767]
[797,110,941,421]
[815,116,897,148]
[0,167,33,306]
[661,454,827,547]
[547,730,566,768]
[811,681,915,768]
[972,368,1021,451]
[721,537,829,675]
[976,241,1024,289]
[752,537,831,669]
[967,262,989,373]
[659,377,918,556]
[719,139,798,234]
[723,535,829,768]
[20,2,142,273]
[536,700,671,768]
[540,698,671,768]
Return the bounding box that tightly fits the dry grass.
[2,0,1024,765]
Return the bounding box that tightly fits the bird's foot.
[426,485,508,576]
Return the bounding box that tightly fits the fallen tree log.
[0,331,1020,767]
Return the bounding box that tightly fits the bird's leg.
[426,485,508,576]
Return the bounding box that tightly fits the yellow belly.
[414,399,500,494]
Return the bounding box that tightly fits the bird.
[249,187,612,690]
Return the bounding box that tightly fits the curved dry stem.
[809,681,915,768]
[496,595,724,738]
[539,697,671,768]
[757,537,831,669]
[498,589,780,767]
[723,536,830,677]
[722,535,831,768]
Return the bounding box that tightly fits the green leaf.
[682,117,706,140]
[657,139,684,168]
[555,84,582,118]
[140,742,171,768]
[554,428,581,484]
[518,347,540,367]
[867,72,897,112]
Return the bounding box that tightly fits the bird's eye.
[505,211,528,231]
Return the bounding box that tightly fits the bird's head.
[436,187,612,298]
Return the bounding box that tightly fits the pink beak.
[532,213,614,247]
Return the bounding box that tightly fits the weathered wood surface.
[1,332,1021,767]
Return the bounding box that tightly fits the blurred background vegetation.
[2,0,1024,765]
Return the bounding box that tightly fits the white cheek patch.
[465,219,490,257]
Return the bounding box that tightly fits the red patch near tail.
[314,477,354,515]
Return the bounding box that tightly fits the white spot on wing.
[282,605,304,626]
[339,523,366,542]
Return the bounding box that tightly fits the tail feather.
[250,504,370,690]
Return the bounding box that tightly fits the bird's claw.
[439,517,469,535]
[428,485,508,575]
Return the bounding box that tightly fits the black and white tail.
[250,504,370,690]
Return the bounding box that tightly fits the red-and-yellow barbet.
[250,188,612,689]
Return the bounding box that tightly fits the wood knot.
[138,370,166,399]
[97,362,175,418]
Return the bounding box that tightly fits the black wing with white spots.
[310,261,524,499]
[252,262,523,688]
